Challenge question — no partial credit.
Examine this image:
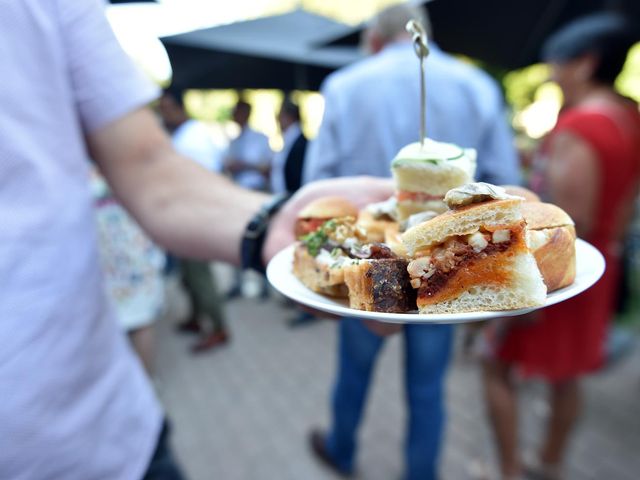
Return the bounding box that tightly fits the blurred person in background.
[224,99,273,300]
[271,96,315,326]
[0,1,393,478]
[159,87,230,353]
[303,4,520,480]
[159,87,224,172]
[92,167,165,374]
[271,97,307,194]
[482,13,640,480]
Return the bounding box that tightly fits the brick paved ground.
[153,268,640,480]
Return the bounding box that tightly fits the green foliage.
[616,43,640,102]
[503,64,551,112]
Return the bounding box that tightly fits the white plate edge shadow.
[266,239,606,324]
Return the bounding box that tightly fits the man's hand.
[262,176,394,262]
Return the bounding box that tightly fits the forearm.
[91,108,268,264]
[128,150,268,264]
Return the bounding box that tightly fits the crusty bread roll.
[401,198,524,255]
[292,244,348,297]
[521,202,572,230]
[402,197,546,314]
[502,185,541,202]
[344,259,416,313]
[522,202,576,292]
[295,197,359,237]
[297,196,358,219]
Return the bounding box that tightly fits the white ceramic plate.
[266,239,605,324]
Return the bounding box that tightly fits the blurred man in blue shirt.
[305,4,519,480]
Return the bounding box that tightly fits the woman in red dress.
[483,13,640,480]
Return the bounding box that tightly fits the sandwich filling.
[396,191,444,203]
[407,222,526,304]
[301,217,397,269]
[296,217,331,237]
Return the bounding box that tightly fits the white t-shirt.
[172,119,223,172]
[226,127,273,190]
[0,1,162,478]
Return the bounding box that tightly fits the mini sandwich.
[344,256,416,313]
[293,198,360,297]
[392,139,477,221]
[522,202,576,292]
[294,218,416,311]
[402,183,547,314]
[345,212,417,313]
[294,196,359,238]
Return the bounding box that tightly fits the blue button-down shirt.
[304,42,520,185]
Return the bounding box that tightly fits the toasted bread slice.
[292,244,348,297]
[344,259,416,313]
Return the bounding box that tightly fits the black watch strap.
[240,192,291,273]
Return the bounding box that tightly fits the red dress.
[496,102,640,381]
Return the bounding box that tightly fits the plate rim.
[266,239,605,324]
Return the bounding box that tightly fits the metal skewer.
[406,19,429,147]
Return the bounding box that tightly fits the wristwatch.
[240,192,291,273]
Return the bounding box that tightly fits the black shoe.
[308,429,352,478]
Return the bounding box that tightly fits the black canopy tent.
[322,0,639,70]
[160,10,362,90]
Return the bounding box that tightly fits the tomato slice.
[294,218,328,237]
[396,191,444,202]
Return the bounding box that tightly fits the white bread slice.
[402,199,523,255]
[391,141,477,195]
[392,161,476,196]
[417,251,547,314]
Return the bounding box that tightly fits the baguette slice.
[344,259,416,313]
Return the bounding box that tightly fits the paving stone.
[154,276,640,480]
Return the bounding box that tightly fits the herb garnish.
[302,219,337,257]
